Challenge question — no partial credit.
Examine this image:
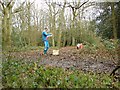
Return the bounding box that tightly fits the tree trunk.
[63,32,66,47]
[2,7,12,49]
[111,3,120,75]
[2,9,7,48]
[52,15,56,47]
[57,30,62,48]
[111,3,117,40]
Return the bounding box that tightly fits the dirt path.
[8,46,118,74]
[39,47,117,74]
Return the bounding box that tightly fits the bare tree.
[0,0,25,49]
[55,0,90,46]
[57,1,66,48]
[45,0,59,47]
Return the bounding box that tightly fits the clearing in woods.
[9,46,118,74]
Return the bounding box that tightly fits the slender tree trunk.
[57,30,62,48]
[72,19,76,46]
[111,3,118,55]
[111,3,117,40]
[111,3,120,74]
[52,15,55,47]
[7,8,12,48]
[63,32,66,47]
[28,2,31,46]
[2,9,7,48]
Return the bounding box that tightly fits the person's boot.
[44,50,47,55]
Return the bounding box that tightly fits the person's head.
[44,28,49,32]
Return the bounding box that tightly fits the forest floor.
[8,46,119,74]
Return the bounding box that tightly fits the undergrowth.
[2,58,120,88]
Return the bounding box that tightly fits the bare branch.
[75,0,89,9]
[0,0,4,9]
[83,2,96,10]
[6,0,14,7]
[55,0,89,9]
[13,1,25,14]
[54,9,59,16]
[45,1,59,16]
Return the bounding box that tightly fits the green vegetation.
[2,58,119,88]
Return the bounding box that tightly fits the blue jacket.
[42,31,52,41]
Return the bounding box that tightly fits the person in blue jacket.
[42,28,52,55]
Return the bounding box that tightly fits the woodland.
[0,0,120,88]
